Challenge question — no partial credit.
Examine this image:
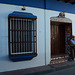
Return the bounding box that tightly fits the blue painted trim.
[0,0,75,14]
[9,11,37,18]
[46,0,75,14]
[0,0,44,9]
[9,55,37,62]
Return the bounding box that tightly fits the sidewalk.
[1,61,75,75]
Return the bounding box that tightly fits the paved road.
[43,67,75,75]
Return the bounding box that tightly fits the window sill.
[9,54,37,62]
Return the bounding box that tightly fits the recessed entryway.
[50,16,72,64]
[51,21,72,55]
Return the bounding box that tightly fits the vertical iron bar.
[23,19,25,52]
[25,19,26,52]
[19,19,20,53]
[17,19,19,52]
[27,19,28,52]
[29,21,32,51]
[28,19,30,52]
[21,19,22,52]
[14,18,16,53]
[35,20,37,53]
[9,18,11,55]
[16,18,17,53]
[20,19,21,53]
[12,19,14,53]
[33,20,35,53]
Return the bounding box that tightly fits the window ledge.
[9,54,37,62]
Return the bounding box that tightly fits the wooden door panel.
[55,25,60,54]
[51,24,60,55]
[51,24,55,54]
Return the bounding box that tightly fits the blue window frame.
[8,11,37,61]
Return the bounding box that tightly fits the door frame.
[50,20,72,56]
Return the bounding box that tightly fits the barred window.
[8,12,37,58]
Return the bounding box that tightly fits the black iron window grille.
[8,17,37,57]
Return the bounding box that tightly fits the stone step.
[51,58,69,64]
[51,54,69,64]
[51,55,69,61]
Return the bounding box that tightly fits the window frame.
[8,16,37,57]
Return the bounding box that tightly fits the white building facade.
[0,0,75,73]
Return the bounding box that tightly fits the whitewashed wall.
[0,4,46,72]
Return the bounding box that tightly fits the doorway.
[51,21,72,56]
